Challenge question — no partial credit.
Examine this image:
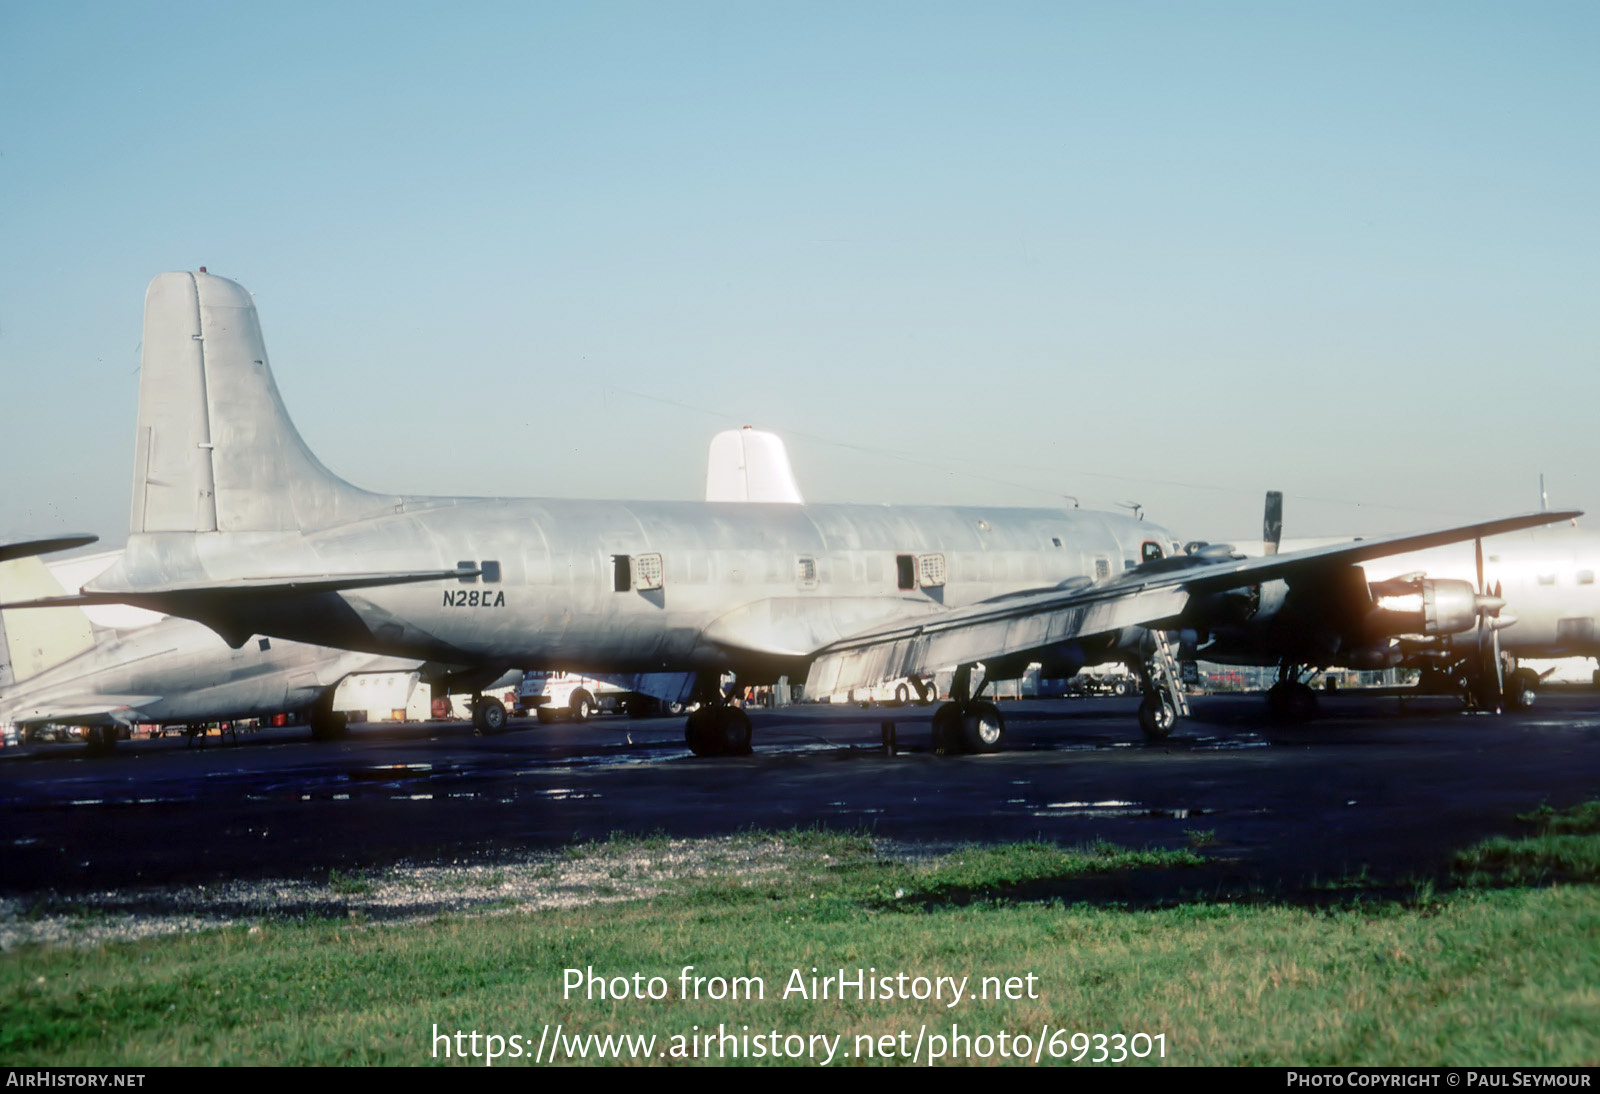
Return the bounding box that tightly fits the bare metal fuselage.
[103,500,1180,676]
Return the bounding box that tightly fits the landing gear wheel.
[473,696,508,735]
[958,701,1005,753]
[309,696,349,741]
[626,696,654,719]
[1506,668,1539,711]
[535,706,557,725]
[84,725,118,753]
[684,706,752,757]
[1138,693,1177,739]
[931,702,962,754]
[1266,681,1318,723]
[570,690,594,723]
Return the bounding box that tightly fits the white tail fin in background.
[0,557,96,685]
[131,271,400,534]
[705,427,805,504]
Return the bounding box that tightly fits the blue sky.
[3,2,1596,547]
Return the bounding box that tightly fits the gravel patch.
[0,836,810,950]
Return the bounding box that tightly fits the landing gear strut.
[930,663,1006,754]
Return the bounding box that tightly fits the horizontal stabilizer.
[5,696,163,726]
[2,567,479,612]
[0,535,99,563]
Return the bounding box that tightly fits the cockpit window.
[1141,540,1164,563]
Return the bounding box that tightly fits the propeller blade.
[1263,491,1283,556]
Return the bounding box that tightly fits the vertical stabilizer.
[0,557,96,684]
[131,271,399,534]
[705,427,805,504]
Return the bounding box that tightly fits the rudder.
[131,271,399,535]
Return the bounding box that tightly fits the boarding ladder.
[1151,630,1191,718]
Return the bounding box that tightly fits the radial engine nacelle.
[1366,577,1503,639]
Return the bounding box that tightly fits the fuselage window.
[896,554,916,591]
[1141,540,1164,563]
[1578,570,1594,585]
[1539,573,1557,586]
[1094,558,1111,581]
[258,638,271,651]
[456,560,476,584]
[797,556,818,588]
[481,560,501,583]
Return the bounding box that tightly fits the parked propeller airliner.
[2,272,1576,755]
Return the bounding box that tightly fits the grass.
[3,814,1599,1066]
[1454,800,1600,885]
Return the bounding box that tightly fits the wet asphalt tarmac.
[3,690,1598,898]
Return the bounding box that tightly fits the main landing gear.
[929,663,1006,754]
[309,693,349,741]
[473,693,509,735]
[1266,667,1319,723]
[683,675,752,757]
[685,704,752,756]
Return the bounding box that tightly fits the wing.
[802,509,1579,697]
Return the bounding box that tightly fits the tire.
[474,696,508,735]
[84,725,118,754]
[536,706,557,725]
[1138,693,1176,739]
[685,707,718,756]
[570,691,593,722]
[1508,668,1539,711]
[1266,681,1317,723]
[309,698,348,741]
[719,707,752,755]
[1112,681,1128,697]
[930,703,963,754]
[959,701,1005,753]
[894,684,909,707]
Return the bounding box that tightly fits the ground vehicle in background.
[846,677,938,706]
[1029,663,1139,698]
[515,671,684,723]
